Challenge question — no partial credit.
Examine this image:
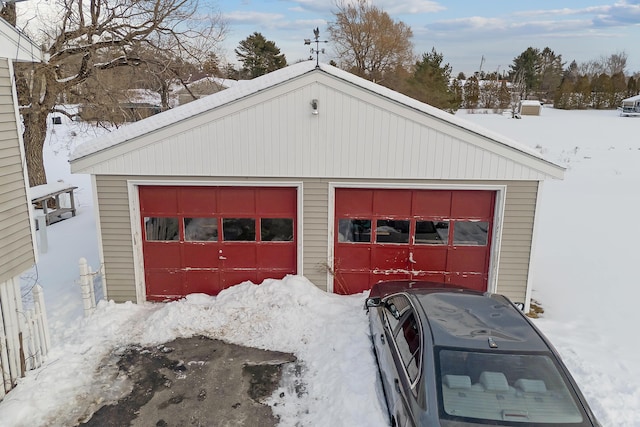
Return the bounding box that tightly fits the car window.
[383,294,412,332]
[394,311,421,384]
[437,348,591,425]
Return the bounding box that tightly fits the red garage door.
[140,186,297,301]
[334,188,495,294]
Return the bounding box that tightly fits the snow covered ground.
[0,106,638,426]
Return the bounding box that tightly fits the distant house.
[175,76,242,105]
[618,94,640,116]
[519,100,543,116]
[0,17,49,398]
[70,62,564,312]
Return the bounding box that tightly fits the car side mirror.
[365,297,381,308]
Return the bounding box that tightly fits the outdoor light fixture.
[311,99,319,115]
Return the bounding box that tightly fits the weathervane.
[304,27,327,68]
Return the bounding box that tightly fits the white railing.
[78,258,106,317]
[0,277,50,400]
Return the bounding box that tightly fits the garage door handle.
[394,378,401,393]
[409,252,416,264]
[219,256,227,260]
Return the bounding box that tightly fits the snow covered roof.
[0,16,45,62]
[72,61,551,163]
[520,100,542,106]
[621,94,640,103]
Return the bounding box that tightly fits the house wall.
[94,175,537,305]
[0,58,35,284]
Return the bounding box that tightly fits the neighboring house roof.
[0,16,45,62]
[621,94,640,104]
[70,61,564,180]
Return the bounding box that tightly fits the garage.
[334,188,495,294]
[70,61,565,308]
[139,186,297,301]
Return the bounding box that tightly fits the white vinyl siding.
[95,176,536,304]
[72,74,562,181]
[0,58,35,283]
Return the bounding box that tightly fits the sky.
[214,0,640,75]
[1,105,639,426]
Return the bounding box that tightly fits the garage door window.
[338,219,371,242]
[223,218,256,241]
[416,220,449,245]
[184,218,218,241]
[376,219,410,244]
[145,217,179,241]
[261,218,294,241]
[453,221,489,246]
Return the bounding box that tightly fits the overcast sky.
[216,0,640,75]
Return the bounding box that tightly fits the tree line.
[2,0,638,187]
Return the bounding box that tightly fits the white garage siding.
[94,176,537,304]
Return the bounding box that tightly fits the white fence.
[78,258,106,317]
[0,277,50,400]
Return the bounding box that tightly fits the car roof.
[371,281,550,352]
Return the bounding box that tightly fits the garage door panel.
[144,243,181,268]
[182,243,220,268]
[335,189,373,216]
[334,272,371,295]
[220,244,257,267]
[179,187,217,214]
[447,246,489,272]
[256,244,296,269]
[218,187,256,214]
[185,270,223,295]
[371,246,410,270]
[140,186,178,214]
[451,191,494,218]
[257,188,297,215]
[412,190,451,217]
[335,245,371,269]
[411,246,447,270]
[223,270,259,288]
[373,190,412,216]
[447,272,485,292]
[145,269,185,301]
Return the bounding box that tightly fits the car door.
[378,295,421,427]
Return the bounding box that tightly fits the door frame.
[128,179,304,303]
[327,182,506,294]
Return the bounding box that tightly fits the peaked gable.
[70,62,564,181]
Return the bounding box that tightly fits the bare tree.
[16,0,226,186]
[327,0,413,83]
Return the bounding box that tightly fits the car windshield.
[437,348,589,425]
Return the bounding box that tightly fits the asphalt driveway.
[80,336,296,427]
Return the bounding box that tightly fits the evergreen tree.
[591,73,611,109]
[498,80,511,109]
[627,76,638,97]
[554,77,574,109]
[235,32,287,79]
[463,76,480,109]
[509,47,541,99]
[538,47,564,102]
[574,75,591,109]
[405,48,458,112]
[610,71,627,107]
